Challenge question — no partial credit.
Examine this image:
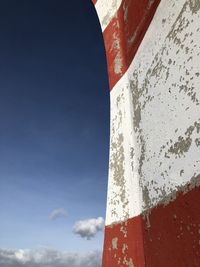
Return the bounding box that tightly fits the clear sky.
[0,0,109,258]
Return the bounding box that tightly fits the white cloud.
[0,248,102,267]
[73,217,104,240]
[49,208,67,221]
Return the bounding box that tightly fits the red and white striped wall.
[92,0,200,266]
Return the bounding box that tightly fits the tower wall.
[92,1,200,266]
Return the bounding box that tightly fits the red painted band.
[143,184,200,267]
[91,0,98,5]
[103,185,200,267]
[103,0,161,90]
[103,215,145,267]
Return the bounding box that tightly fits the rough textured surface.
[93,0,200,266]
[106,0,200,225]
[103,0,161,89]
[103,184,200,267]
[94,0,122,31]
[103,216,145,267]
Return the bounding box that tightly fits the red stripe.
[103,0,161,90]
[143,184,200,267]
[91,0,98,4]
[103,185,200,267]
[103,216,145,267]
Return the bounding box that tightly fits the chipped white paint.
[95,0,122,31]
[106,0,200,225]
[106,72,142,225]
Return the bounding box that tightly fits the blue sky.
[0,0,109,257]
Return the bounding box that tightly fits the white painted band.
[106,0,200,225]
[95,0,122,32]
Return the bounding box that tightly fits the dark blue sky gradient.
[0,0,109,251]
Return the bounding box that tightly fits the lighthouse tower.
[92,1,200,266]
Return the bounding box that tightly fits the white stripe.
[106,72,142,225]
[106,0,200,225]
[95,0,122,32]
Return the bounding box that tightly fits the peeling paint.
[143,174,200,215]
[114,52,123,74]
[166,121,200,158]
[95,0,122,31]
[95,0,200,266]
[112,237,118,249]
[105,0,200,225]
[189,0,200,14]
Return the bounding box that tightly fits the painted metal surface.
[92,0,200,266]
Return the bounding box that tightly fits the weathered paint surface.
[143,182,200,267]
[103,0,161,89]
[103,216,145,267]
[103,182,200,267]
[93,0,200,266]
[94,0,122,31]
[106,0,200,224]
